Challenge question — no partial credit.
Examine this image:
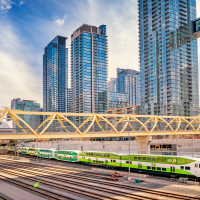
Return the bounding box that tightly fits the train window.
[157,167,161,170]
[147,166,151,169]
[106,160,108,163]
[152,158,156,161]
[157,158,161,162]
[93,160,95,162]
[147,157,151,161]
[152,167,156,170]
[173,159,177,163]
[91,153,93,156]
[113,160,116,162]
[143,157,146,161]
[162,168,166,171]
[107,155,110,157]
[134,157,137,160]
[195,164,198,167]
[168,159,172,162]
[185,167,190,170]
[111,160,112,162]
[180,166,184,170]
[88,153,90,155]
[199,164,200,168]
[162,158,166,162]
[126,161,128,164]
[138,157,141,160]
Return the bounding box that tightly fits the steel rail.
[0,165,152,200]
[0,159,199,200]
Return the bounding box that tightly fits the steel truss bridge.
[0,107,200,139]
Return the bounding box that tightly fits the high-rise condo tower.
[43,35,68,112]
[139,0,199,116]
[70,24,108,121]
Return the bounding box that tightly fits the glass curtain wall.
[43,36,68,113]
[71,24,108,124]
[139,0,199,116]
[117,68,140,106]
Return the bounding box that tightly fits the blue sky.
[0,0,200,108]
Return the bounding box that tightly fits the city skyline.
[0,0,200,108]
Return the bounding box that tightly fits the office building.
[117,68,140,106]
[70,24,108,122]
[108,77,116,92]
[139,0,199,116]
[11,98,41,131]
[107,92,128,110]
[43,35,68,112]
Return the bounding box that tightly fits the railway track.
[0,195,8,200]
[2,160,198,200]
[0,165,157,199]
[0,160,156,199]
[0,157,199,200]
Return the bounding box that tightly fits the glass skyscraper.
[107,92,128,110]
[139,0,199,116]
[117,68,140,106]
[11,98,41,132]
[43,35,68,112]
[108,77,117,92]
[70,24,108,120]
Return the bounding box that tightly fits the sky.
[0,0,200,109]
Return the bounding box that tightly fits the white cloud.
[65,0,139,78]
[0,0,24,13]
[0,22,42,108]
[53,14,68,27]
[0,0,13,13]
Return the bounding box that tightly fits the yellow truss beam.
[0,107,200,139]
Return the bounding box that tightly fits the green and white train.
[9,147,200,179]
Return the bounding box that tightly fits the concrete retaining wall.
[25,140,138,154]
[151,139,200,157]
[24,138,200,157]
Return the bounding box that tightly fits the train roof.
[55,149,82,152]
[82,151,119,154]
[39,148,57,151]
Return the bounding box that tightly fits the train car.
[7,146,15,152]
[38,148,56,158]
[21,147,29,154]
[79,151,121,167]
[54,150,81,162]
[27,148,40,156]
[79,151,200,178]
[120,154,200,179]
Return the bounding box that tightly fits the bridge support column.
[136,136,152,154]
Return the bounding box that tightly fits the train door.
[138,163,142,172]
[170,166,175,176]
[105,160,108,166]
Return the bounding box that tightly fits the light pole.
[36,139,38,162]
[124,120,132,179]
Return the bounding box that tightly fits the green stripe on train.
[79,158,194,176]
